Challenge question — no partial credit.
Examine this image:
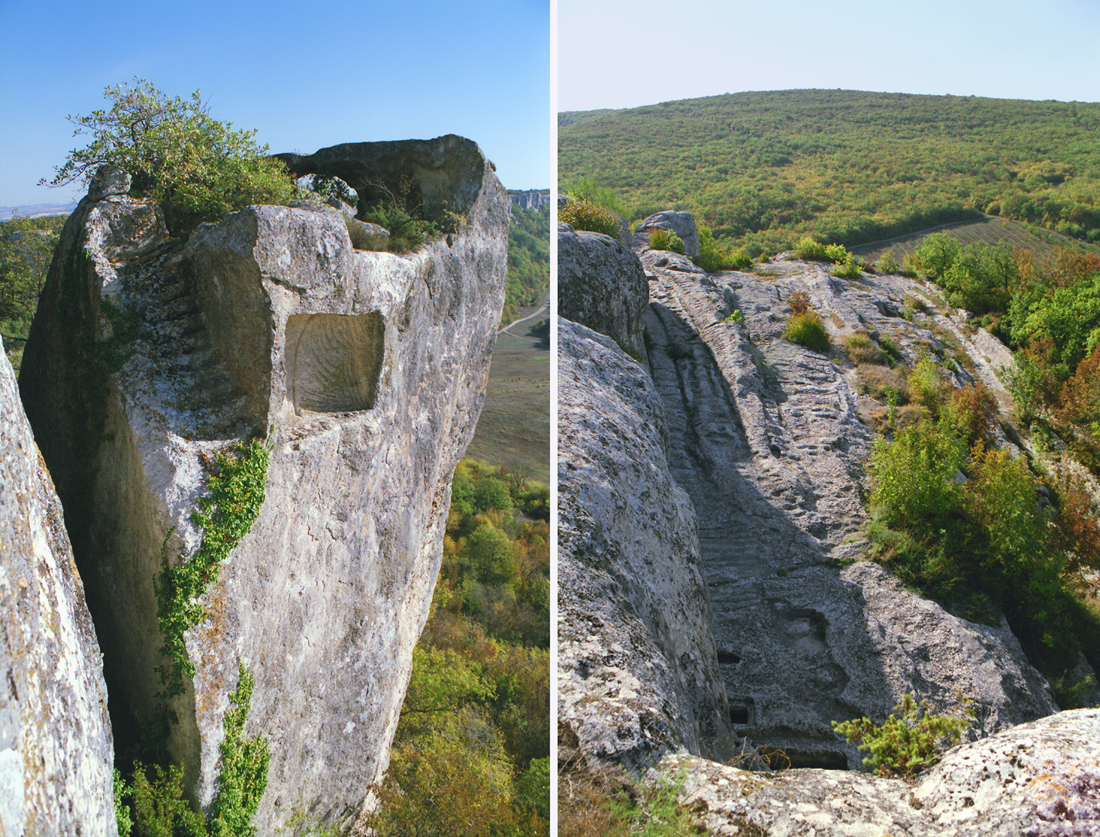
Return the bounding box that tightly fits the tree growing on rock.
[42,78,298,234]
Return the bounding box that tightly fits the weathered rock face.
[19,139,508,831]
[557,317,732,772]
[668,708,1100,836]
[638,237,1057,766]
[558,222,648,357]
[634,210,700,257]
[1,345,116,835]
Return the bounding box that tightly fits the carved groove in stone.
[285,312,385,413]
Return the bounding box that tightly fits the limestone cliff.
[19,136,508,831]
[1,344,116,835]
[557,213,1090,832]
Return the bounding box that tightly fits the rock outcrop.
[639,244,1057,765]
[558,211,1067,830]
[668,708,1100,836]
[634,210,700,257]
[19,137,508,831]
[558,318,732,772]
[1,345,116,835]
[558,222,648,357]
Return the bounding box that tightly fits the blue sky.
[560,0,1100,112]
[0,0,550,207]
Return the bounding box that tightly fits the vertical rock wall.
[19,137,508,831]
[1,346,116,836]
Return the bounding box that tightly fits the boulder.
[1,344,116,835]
[635,210,700,257]
[558,223,648,357]
[668,708,1100,836]
[19,140,508,831]
[558,317,732,773]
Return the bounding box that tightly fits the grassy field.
[466,295,550,485]
[851,215,1100,264]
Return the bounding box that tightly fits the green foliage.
[1009,272,1100,369]
[914,233,963,282]
[876,251,900,274]
[868,422,968,534]
[210,665,270,837]
[564,176,627,218]
[45,78,298,235]
[832,256,863,280]
[129,762,207,837]
[503,203,550,326]
[358,199,438,253]
[0,213,65,370]
[473,476,513,513]
[307,174,357,207]
[833,694,972,777]
[377,459,549,836]
[156,438,270,699]
[844,332,886,366]
[693,222,752,272]
[114,665,269,837]
[795,236,828,261]
[465,525,518,587]
[560,90,1100,254]
[648,228,684,253]
[723,309,743,324]
[783,311,830,353]
[560,200,621,238]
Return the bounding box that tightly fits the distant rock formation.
[19,137,508,831]
[509,190,550,211]
[669,708,1100,836]
[1,344,116,835]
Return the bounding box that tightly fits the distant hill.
[558,89,1100,255]
[0,203,78,221]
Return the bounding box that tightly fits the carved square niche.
[285,312,385,413]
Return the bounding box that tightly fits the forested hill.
[558,89,1100,255]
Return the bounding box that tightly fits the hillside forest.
[558,89,1100,256]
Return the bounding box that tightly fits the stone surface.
[1,344,116,836]
[640,250,1058,765]
[19,138,508,832]
[667,708,1100,836]
[557,317,732,773]
[634,210,700,257]
[558,222,648,357]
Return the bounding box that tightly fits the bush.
[868,422,967,534]
[856,364,906,402]
[693,223,753,272]
[648,228,684,253]
[783,311,830,353]
[794,236,828,261]
[787,290,812,315]
[833,694,972,777]
[833,257,863,280]
[559,200,621,238]
[845,332,887,366]
[345,217,389,251]
[876,251,900,274]
[43,78,298,235]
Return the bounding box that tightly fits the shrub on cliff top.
[560,200,621,239]
[648,228,684,254]
[43,78,298,234]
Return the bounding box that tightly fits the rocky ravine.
[18,136,507,831]
[557,214,1097,832]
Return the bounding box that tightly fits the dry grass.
[845,332,887,366]
[856,363,907,402]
